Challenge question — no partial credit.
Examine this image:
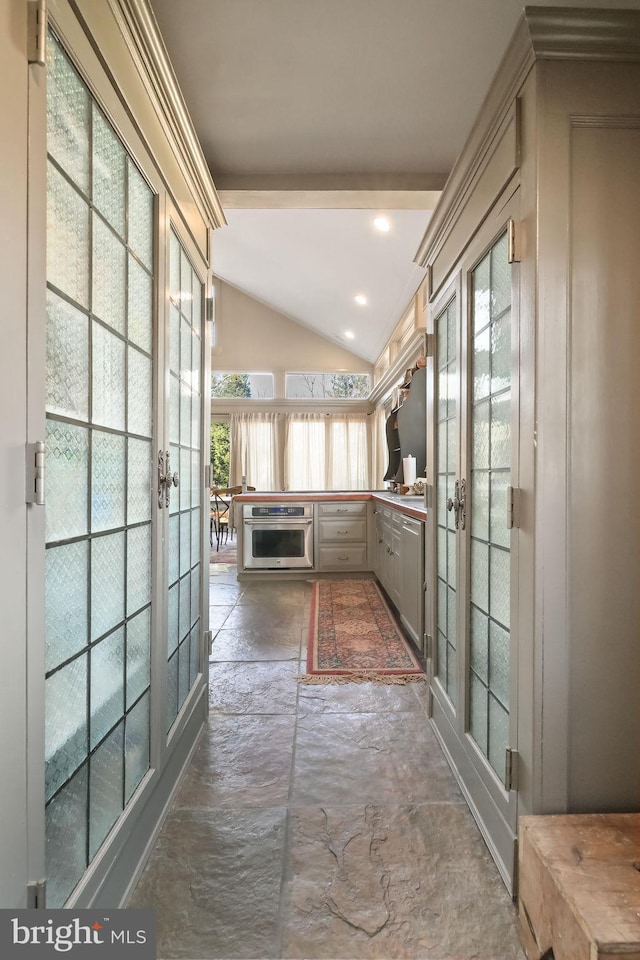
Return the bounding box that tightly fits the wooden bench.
[518,813,640,960]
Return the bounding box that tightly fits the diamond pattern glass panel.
[126,524,151,616]
[47,38,89,192]
[89,722,124,858]
[45,765,88,909]
[490,392,511,469]
[125,692,150,802]
[447,586,457,650]
[126,609,151,709]
[180,320,192,388]
[168,583,179,657]
[170,305,180,376]
[489,619,510,708]
[180,247,193,323]
[127,438,152,524]
[45,419,89,542]
[166,651,179,731]
[93,107,125,237]
[191,566,200,627]
[488,695,509,778]
[191,507,201,566]
[489,546,510,628]
[180,512,191,577]
[92,216,126,334]
[127,346,153,437]
[437,578,447,639]
[491,234,510,318]
[91,532,125,641]
[90,628,125,748]
[470,540,489,612]
[180,383,191,447]
[92,322,125,430]
[447,530,456,590]
[128,256,153,355]
[437,526,447,580]
[46,542,88,672]
[179,575,190,642]
[127,160,153,270]
[91,430,125,532]
[46,290,89,421]
[180,447,191,512]
[470,674,488,755]
[491,313,510,395]
[169,377,180,445]
[46,30,156,896]
[469,231,513,773]
[47,162,90,308]
[471,471,489,540]
[45,654,87,801]
[490,471,510,548]
[178,640,190,708]
[189,625,200,686]
[169,512,180,586]
[473,254,490,334]
[170,231,180,303]
[470,605,489,683]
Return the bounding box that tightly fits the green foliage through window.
[210,421,230,488]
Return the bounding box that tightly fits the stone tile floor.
[130,564,525,960]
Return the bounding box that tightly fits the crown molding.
[526,5,640,62]
[110,0,226,231]
[415,6,640,271]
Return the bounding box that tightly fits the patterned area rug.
[300,579,425,684]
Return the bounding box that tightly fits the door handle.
[446,479,466,530]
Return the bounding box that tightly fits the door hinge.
[204,463,211,490]
[205,293,214,324]
[424,634,433,658]
[204,629,213,655]
[505,748,519,791]
[27,0,47,65]
[27,878,47,909]
[424,333,435,358]
[507,218,522,264]
[25,441,45,505]
[507,485,521,529]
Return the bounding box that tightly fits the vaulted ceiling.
[149,0,640,362]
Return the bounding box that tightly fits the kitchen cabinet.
[315,501,368,572]
[400,516,425,651]
[374,505,424,649]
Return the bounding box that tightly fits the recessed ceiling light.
[344,330,355,340]
[373,216,391,232]
[354,294,367,305]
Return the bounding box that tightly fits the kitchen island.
[233,490,428,653]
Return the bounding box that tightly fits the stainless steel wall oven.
[242,503,314,569]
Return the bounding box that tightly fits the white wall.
[212,279,373,384]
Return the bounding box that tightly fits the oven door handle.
[244,518,313,525]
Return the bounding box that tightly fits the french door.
[428,201,520,891]
[42,31,209,907]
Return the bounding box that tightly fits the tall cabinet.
[417,8,640,892]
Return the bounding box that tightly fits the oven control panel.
[246,503,313,518]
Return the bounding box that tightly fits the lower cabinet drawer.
[317,545,367,570]
[318,518,367,541]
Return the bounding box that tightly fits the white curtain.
[284,414,326,490]
[284,412,370,490]
[229,412,284,491]
[327,414,369,490]
[371,404,387,489]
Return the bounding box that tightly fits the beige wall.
[212,279,372,384]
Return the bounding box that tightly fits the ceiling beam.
[213,173,445,210]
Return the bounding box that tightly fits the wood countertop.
[233,490,427,521]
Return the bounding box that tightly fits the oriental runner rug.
[299,579,425,684]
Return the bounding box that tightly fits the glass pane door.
[44,34,154,907]
[166,230,203,733]
[468,233,512,776]
[435,297,458,706]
